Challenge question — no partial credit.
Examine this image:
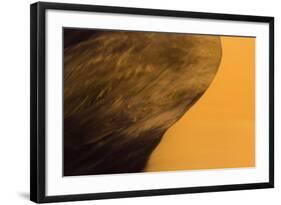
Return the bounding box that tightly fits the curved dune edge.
[145,36,255,172]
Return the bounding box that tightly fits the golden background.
[146,36,256,171]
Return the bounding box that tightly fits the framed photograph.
[30,2,274,203]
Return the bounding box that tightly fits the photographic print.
[63,29,255,176]
[30,2,273,203]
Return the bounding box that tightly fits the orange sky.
[146,36,256,172]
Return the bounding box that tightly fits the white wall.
[0,0,279,204]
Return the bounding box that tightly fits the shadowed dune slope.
[64,30,222,176]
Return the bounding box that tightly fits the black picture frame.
[30,1,274,203]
